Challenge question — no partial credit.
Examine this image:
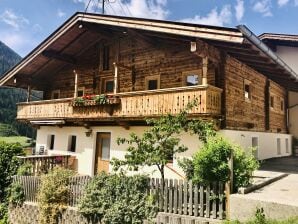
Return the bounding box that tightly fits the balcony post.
[26,85,31,102]
[202,57,208,85]
[74,70,78,98]
[113,62,118,94]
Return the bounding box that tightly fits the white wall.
[36,126,292,177]
[276,46,298,72]
[274,46,298,138]
[36,126,202,177]
[220,130,292,160]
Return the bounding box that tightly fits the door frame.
[94,132,111,175]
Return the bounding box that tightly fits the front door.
[94,133,111,175]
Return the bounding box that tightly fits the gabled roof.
[260,33,298,47]
[0,12,297,90]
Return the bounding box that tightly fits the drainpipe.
[237,25,298,81]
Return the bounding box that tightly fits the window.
[285,138,289,153]
[280,99,284,111]
[252,137,259,159]
[68,135,77,152]
[101,136,111,160]
[244,80,251,100]
[270,96,275,108]
[277,138,281,155]
[145,75,160,90]
[182,70,202,86]
[47,135,55,150]
[77,87,85,97]
[51,90,60,99]
[103,45,110,71]
[101,77,114,93]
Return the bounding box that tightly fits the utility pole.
[102,0,105,14]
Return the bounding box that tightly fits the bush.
[8,182,25,207]
[180,135,259,191]
[17,162,33,176]
[79,172,157,224]
[0,142,24,223]
[37,167,75,224]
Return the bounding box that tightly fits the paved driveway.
[230,156,298,220]
[259,156,298,174]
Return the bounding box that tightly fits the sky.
[0,0,298,57]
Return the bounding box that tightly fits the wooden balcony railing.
[17,155,73,175]
[17,85,222,121]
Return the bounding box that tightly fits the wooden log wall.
[224,56,287,133]
[269,80,286,133]
[44,36,216,99]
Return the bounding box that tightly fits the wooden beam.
[127,29,160,47]
[42,50,77,64]
[192,39,221,64]
[82,22,113,39]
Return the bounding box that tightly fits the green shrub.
[37,167,74,224]
[179,135,259,191]
[17,162,33,176]
[0,142,24,223]
[78,172,157,224]
[8,182,25,207]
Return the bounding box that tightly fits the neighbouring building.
[0,13,296,177]
[260,33,298,143]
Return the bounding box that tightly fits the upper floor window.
[280,99,284,111]
[101,77,114,93]
[145,75,160,90]
[270,96,275,108]
[51,90,60,99]
[182,70,202,86]
[244,80,251,101]
[77,87,85,97]
[103,45,110,71]
[68,135,77,153]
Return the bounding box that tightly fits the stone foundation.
[9,202,96,224]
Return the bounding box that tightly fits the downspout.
[237,25,298,81]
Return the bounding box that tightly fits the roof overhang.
[0,12,297,90]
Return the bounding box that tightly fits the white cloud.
[73,0,169,20]
[252,0,273,17]
[0,30,38,56]
[0,9,29,30]
[235,0,245,22]
[277,0,290,6]
[57,9,66,18]
[179,5,232,26]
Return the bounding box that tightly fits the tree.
[111,101,215,183]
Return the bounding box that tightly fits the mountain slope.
[0,41,35,138]
[0,41,22,77]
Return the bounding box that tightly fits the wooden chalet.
[0,13,296,176]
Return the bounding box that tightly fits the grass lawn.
[0,136,32,148]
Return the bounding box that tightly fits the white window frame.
[51,90,60,99]
[182,69,202,86]
[145,75,160,90]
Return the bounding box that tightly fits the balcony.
[17,85,222,122]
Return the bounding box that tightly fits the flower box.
[71,95,121,107]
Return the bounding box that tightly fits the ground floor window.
[277,138,281,155]
[47,134,55,150]
[68,135,77,152]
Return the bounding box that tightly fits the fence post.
[225,181,231,220]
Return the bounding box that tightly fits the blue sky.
[0,0,298,57]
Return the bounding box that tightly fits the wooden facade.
[0,13,292,134]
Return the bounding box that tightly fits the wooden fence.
[150,179,225,220]
[12,175,91,207]
[12,176,226,219]
[17,155,72,175]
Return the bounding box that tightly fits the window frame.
[100,76,114,94]
[77,87,85,97]
[182,69,202,86]
[47,134,55,150]
[102,45,110,71]
[68,135,77,153]
[243,79,251,101]
[51,90,60,99]
[145,75,160,90]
